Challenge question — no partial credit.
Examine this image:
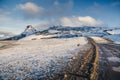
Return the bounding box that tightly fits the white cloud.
[60,16,103,27]
[17,1,74,19]
[18,2,44,18]
[35,16,104,30]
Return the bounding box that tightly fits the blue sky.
[0,0,120,34]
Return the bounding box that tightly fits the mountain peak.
[22,25,37,36]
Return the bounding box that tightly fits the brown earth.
[0,41,17,50]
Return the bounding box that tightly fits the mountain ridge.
[1,25,120,42]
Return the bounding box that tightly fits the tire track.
[98,43,120,80]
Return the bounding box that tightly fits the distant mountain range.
[1,25,120,41]
[0,31,15,40]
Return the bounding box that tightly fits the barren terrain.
[0,37,120,80]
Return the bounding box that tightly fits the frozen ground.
[90,37,110,43]
[112,66,120,72]
[20,34,57,40]
[98,39,120,80]
[0,36,88,79]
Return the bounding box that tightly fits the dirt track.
[98,43,120,80]
[39,37,99,80]
[88,37,120,80]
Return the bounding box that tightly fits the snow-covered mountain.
[3,25,38,40]
[2,25,109,40]
[37,26,109,38]
[2,25,120,43]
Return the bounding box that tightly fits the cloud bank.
[35,16,104,29]
[60,16,103,27]
[17,2,103,27]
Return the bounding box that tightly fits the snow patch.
[107,57,120,62]
[112,66,120,72]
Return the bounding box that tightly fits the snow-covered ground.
[20,34,58,40]
[112,66,120,72]
[91,37,110,43]
[0,36,88,79]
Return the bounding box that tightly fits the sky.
[0,0,120,34]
